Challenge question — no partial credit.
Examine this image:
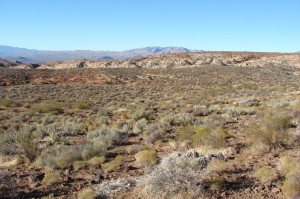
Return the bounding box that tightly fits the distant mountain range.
[0,45,200,63]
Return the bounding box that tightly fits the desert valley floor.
[0,62,300,198]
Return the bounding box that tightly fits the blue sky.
[0,0,299,52]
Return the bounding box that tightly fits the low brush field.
[0,66,300,198]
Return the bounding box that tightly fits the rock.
[183,149,199,158]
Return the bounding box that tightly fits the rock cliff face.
[38,52,300,69]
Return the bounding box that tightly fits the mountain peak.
[0,45,199,63]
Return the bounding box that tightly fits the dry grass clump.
[282,171,300,199]
[275,155,300,198]
[73,161,89,170]
[177,126,227,149]
[36,142,108,169]
[88,156,106,166]
[208,175,226,191]
[254,166,277,184]
[38,146,83,169]
[207,159,228,173]
[77,188,97,199]
[73,156,106,170]
[277,156,298,176]
[0,99,21,107]
[73,101,88,109]
[31,101,65,114]
[42,172,61,185]
[134,150,158,168]
[102,155,124,173]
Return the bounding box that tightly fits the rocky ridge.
[38,52,300,69]
[1,52,300,70]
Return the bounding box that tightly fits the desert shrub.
[41,115,56,125]
[0,130,39,162]
[133,118,148,134]
[145,123,166,144]
[78,189,96,199]
[131,109,148,121]
[42,172,60,185]
[60,121,82,136]
[238,98,260,107]
[134,150,158,168]
[177,126,227,149]
[221,107,255,117]
[102,155,124,172]
[175,114,193,126]
[159,115,176,130]
[38,121,82,137]
[81,140,108,160]
[250,110,293,151]
[282,171,300,199]
[87,126,128,147]
[254,167,277,184]
[192,105,213,117]
[40,146,83,169]
[36,122,81,144]
[48,131,63,143]
[141,150,217,199]
[208,175,226,190]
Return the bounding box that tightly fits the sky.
[0,0,299,52]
